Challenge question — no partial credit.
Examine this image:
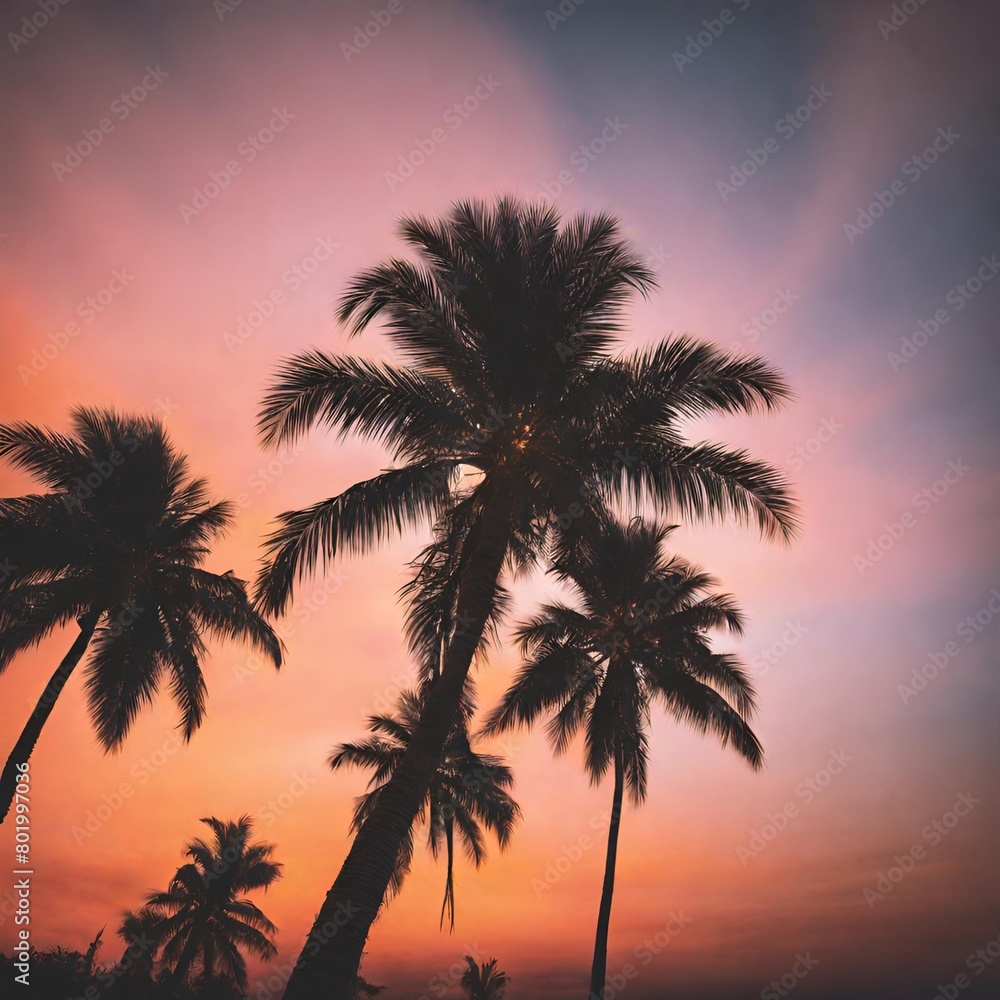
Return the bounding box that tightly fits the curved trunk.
[589,737,625,1000]
[282,492,513,999]
[0,613,99,825]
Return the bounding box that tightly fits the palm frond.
[255,461,460,616]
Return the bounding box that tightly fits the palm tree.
[123,815,281,995]
[256,197,797,996]
[0,408,282,823]
[461,955,510,999]
[330,689,519,931]
[484,519,763,1000]
[116,908,158,984]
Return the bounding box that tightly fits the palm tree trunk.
[166,925,203,997]
[440,814,456,932]
[282,492,513,999]
[589,737,625,1000]
[0,613,99,825]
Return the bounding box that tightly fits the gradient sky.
[1,1,998,997]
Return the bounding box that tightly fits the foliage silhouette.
[123,815,281,995]
[256,196,797,996]
[330,689,519,931]
[0,409,281,823]
[485,518,762,999]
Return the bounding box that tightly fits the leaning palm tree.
[461,955,510,1000]
[330,689,519,932]
[0,409,282,823]
[123,815,281,995]
[256,197,797,996]
[484,519,763,1000]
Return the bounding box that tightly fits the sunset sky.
[1,1,998,997]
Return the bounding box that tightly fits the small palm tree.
[116,908,158,983]
[257,198,797,997]
[485,519,763,1000]
[330,689,519,931]
[461,956,509,999]
[0,408,282,823]
[123,815,281,995]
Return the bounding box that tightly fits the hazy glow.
[1,2,996,997]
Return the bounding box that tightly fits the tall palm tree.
[256,197,797,996]
[330,689,519,932]
[123,815,281,995]
[484,519,763,1000]
[460,955,510,1000]
[0,409,282,823]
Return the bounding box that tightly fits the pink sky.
[1,1,997,996]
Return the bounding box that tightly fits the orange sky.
[1,1,997,997]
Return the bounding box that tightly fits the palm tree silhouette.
[256,197,797,996]
[122,815,281,995]
[460,955,510,999]
[484,518,762,1000]
[0,409,282,823]
[330,689,519,932]
[116,908,158,983]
